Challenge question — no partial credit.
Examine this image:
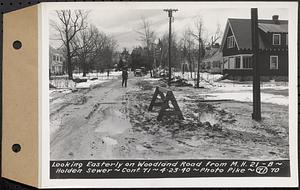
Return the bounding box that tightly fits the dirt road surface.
[50,74,289,160]
[51,74,136,160]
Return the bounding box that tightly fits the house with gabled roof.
[220,15,288,80]
[202,46,223,74]
[49,46,65,75]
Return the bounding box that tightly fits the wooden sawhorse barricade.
[148,86,184,121]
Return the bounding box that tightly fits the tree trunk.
[196,39,201,88]
[82,58,87,77]
[82,63,87,77]
[190,64,193,79]
[66,44,73,80]
[82,54,89,77]
[188,54,193,79]
[197,61,200,88]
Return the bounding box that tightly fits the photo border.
[40,1,298,188]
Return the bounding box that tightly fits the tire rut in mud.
[50,89,90,117]
[84,88,115,121]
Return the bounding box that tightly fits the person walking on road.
[122,68,128,87]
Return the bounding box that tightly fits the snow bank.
[173,71,288,91]
[173,72,223,82]
[50,72,122,89]
[50,79,76,89]
[142,78,161,81]
[214,81,288,92]
[204,92,288,106]
[73,71,122,79]
[76,79,106,89]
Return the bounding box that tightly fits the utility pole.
[197,38,201,88]
[163,9,178,86]
[251,8,261,121]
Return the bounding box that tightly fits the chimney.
[272,15,279,22]
[272,15,279,24]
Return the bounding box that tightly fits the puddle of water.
[102,136,118,146]
[95,109,131,135]
[199,112,219,125]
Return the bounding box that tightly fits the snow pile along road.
[204,92,288,106]
[50,71,122,89]
[75,79,107,89]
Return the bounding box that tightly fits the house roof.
[204,47,219,59]
[49,46,64,55]
[203,50,222,62]
[221,18,288,50]
[258,23,288,33]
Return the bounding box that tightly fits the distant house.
[220,15,288,80]
[202,47,223,74]
[49,46,65,75]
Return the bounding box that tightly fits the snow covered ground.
[50,71,122,88]
[50,73,289,160]
[204,92,288,106]
[50,71,122,98]
[73,71,122,79]
[208,81,288,106]
[173,71,223,85]
[75,79,107,88]
[171,72,289,106]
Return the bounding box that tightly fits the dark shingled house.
[220,15,288,80]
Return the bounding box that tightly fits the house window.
[60,56,62,62]
[286,34,288,46]
[235,56,241,69]
[243,56,253,69]
[273,34,281,45]
[270,56,279,70]
[229,57,235,69]
[53,55,56,61]
[223,57,229,69]
[227,36,235,48]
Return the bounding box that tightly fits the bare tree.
[90,31,118,73]
[52,10,89,79]
[136,17,156,77]
[136,17,156,50]
[181,27,196,78]
[210,22,223,46]
[73,25,98,76]
[160,32,181,73]
[190,17,206,88]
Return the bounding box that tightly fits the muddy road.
[50,75,136,160]
[50,75,289,160]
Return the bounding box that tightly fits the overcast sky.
[49,6,288,52]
